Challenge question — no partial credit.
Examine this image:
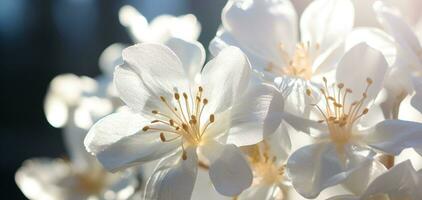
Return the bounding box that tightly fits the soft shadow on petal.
[335,43,388,103]
[201,46,251,113]
[200,141,253,196]
[165,37,205,83]
[144,148,198,200]
[363,119,422,155]
[287,142,373,198]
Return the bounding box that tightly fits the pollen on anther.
[306,89,312,96]
[182,151,187,160]
[183,93,188,99]
[362,108,369,114]
[142,126,150,131]
[152,110,158,114]
[337,83,344,89]
[366,78,373,85]
[160,96,166,102]
[203,99,208,105]
[210,114,215,122]
[160,132,166,142]
[198,86,203,92]
[174,93,180,100]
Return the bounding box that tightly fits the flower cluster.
[16,0,422,200]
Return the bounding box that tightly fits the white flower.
[15,158,137,200]
[328,160,422,200]
[281,43,422,198]
[210,0,354,81]
[84,40,271,199]
[119,5,201,44]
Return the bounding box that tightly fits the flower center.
[246,142,284,186]
[266,42,319,80]
[76,168,107,195]
[142,86,215,160]
[306,77,373,146]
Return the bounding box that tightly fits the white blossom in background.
[210,0,354,81]
[84,39,277,199]
[328,160,422,200]
[119,5,200,44]
[16,74,138,200]
[280,43,422,198]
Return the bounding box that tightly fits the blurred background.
[0,0,233,198]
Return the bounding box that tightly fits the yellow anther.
[142,126,149,132]
[362,108,369,114]
[203,99,208,105]
[160,96,166,102]
[160,133,166,142]
[198,86,203,92]
[306,89,312,96]
[152,110,158,114]
[183,93,188,99]
[151,120,160,123]
[338,83,344,89]
[182,151,187,160]
[210,114,215,123]
[174,93,180,100]
[366,78,373,85]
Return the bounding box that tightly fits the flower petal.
[222,0,298,65]
[361,160,422,199]
[99,43,125,77]
[335,43,388,102]
[411,77,422,113]
[341,160,386,195]
[237,185,283,200]
[201,46,251,113]
[287,142,373,198]
[200,141,253,196]
[118,5,149,43]
[374,1,422,69]
[165,37,205,83]
[363,119,422,155]
[84,109,179,171]
[148,14,201,42]
[300,0,354,53]
[144,148,198,200]
[227,83,280,146]
[122,43,189,94]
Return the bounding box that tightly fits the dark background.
[0,0,228,198]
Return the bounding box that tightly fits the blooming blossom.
[280,43,422,198]
[210,0,354,81]
[84,39,274,199]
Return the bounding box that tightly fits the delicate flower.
[119,5,200,44]
[327,160,422,200]
[281,43,422,198]
[236,129,292,200]
[17,74,139,200]
[15,158,137,200]
[84,40,272,199]
[210,0,354,81]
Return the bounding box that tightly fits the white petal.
[326,195,358,200]
[363,119,422,155]
[374,1,422,69]
[341,160,386,195]
[300,0,354,53]
[63,123,96,172]
[345,28,397,66]
[148,14,201,43]
[165,37,205,82]
[287,142,373,198]
[200,141,253,196]
[84,109,179,171]
[201,46,251,113]
[98,43,125,77]
[114,65,154,113]
[222,0,298,65]
[209,28,268,72]
[361,160,422,199]
[144,148,198,200]
[118,5,149,43]
[227,83,280,146]
[336,43,388,102]
[122,43,189,94]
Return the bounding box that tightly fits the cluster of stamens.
[247,142,285,185]
[266,41,320,80]
[306,77,373,145]
[142,86,215,160]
